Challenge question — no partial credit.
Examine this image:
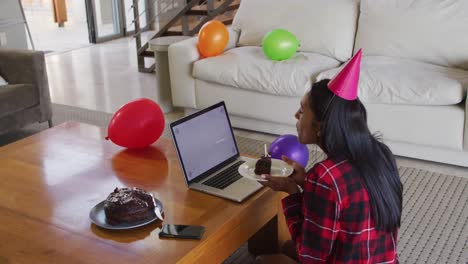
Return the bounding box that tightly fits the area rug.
[0,103,466,264]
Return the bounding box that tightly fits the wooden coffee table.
[0,122,286,264]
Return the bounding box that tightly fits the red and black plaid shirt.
[282,157,399,263]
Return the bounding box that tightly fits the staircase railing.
[130,0,240,72]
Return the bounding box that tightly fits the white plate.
[238,159,293,182]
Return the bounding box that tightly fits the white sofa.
[168,0,468,167]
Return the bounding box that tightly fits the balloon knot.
[105,136,109,140]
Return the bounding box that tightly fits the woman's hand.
[282,155,306,186]
[260,174,299,194]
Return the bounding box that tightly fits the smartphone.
[159,224,205,240]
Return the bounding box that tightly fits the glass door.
[87,0,124,43]
[86,0,149,43]
[123,0,148,35]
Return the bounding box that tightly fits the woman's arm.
[282,166,341,263]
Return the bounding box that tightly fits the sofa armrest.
[168,37,199,108]
[0,48,52,121]
[0,49,43,85]
[168,27,240,108]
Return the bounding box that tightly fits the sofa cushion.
[194,79,465,150]
[232,0,359,62]
[195,79,298,126]
[193,47,340,97]
[317,56,468,105]
[0,84,39,119]
[355,0,468,70]
[365,103,464,150]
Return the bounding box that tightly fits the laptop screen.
[171,102,239,183]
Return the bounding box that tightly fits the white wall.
[70,0,87,24]
[0,0,28,49]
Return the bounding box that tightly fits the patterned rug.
[0,104,466,264]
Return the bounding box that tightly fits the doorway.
[20,0,152,53]
[21,0,90,53]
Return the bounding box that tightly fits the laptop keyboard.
[203,160,245,189]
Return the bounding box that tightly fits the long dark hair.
[309,79,403,232]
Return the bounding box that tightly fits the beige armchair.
[0,48,52,135]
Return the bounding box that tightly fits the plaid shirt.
[282,157,399,263]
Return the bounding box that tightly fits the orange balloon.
[198,20,229,58]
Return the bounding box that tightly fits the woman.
[257,51,403,263]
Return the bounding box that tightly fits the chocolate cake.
[104,187,155,225]
[254,155,271,175]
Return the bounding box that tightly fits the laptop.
[170,102,263,202]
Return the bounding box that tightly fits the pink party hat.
[327,49,362,100]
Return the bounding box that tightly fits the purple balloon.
[269,134,309,167]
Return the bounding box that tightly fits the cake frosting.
[104,187,155,225]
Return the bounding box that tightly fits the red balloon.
[106,98,165,148]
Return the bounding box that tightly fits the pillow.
[232,0,360,62]
[355,0,468,70]
[0,74,7,86]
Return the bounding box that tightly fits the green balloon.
[262,29,300,61]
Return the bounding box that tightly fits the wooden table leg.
[52,0,67,27]
[248,192,292,256]
[248,216,279,256]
